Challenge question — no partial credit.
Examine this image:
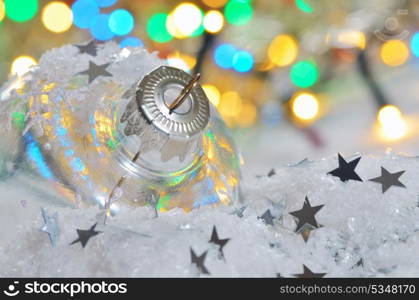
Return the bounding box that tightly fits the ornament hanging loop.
[168,73,201,114]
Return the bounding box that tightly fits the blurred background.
[2,0,419,175]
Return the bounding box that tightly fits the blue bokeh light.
[108,9,134,36]
[232,50,254,72]
[411,32,419,57]
[89,14,114,41]
[120,37,144,48]
[214,44,237,69]
[95,0,117,7]
[72,0,100,29]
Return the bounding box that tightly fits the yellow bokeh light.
[380,40,409,67]
[169,3,202,37]
[202,84,220,107]
[268,34,298,67]
[166,13,188,39]
[42,2,73,33]
[202,0,228,8]
[203,10,224,34]
[11,56,37,76]
[377,105,408,140]
[377,105,402,125]
[0,1,5,22]
[291,92,319,121]
[219,91,242,117]
[337,30,366,49]
[167,57,190,72]
[236,101,257,127]
[167,52,196,72]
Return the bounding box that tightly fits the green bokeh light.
[295,0,314,13]
[190,22,204,37]
[5,0,38,22]
[290,61,319,88]
[224,0,253,26]
[147,13,173,43]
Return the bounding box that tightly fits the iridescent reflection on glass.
[0,42,241,215]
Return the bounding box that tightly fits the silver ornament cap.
[118,66,211,175]
[134,66,209,138]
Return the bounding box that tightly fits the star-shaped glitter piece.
[328,153,363,182]
[354,258,364,268]
[209,226,230,260]
[78,61,112,84]
[369,167,406,193]
[290,196,324,234]
[256,168,275,179]
[75,40,98,56]
[40,208,60,247]
[232,206,247,218]
[294,265,326,278]
[258,209,275,226]
[190,248,210,275]
[70,222,102,248]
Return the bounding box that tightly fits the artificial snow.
[1,153,419,277]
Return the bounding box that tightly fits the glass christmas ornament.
[0,42,241,216]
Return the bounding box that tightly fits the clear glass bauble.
[0,43,241,216]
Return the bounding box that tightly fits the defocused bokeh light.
[268,35,298,67]
[169,3,203,38]
[295,0,314,13]
[42,2,73,33]
[2,0,419,145]
[167,52,196,72]
[72,0,99,29]
[410,32,419,58]
[167,57,190,72]
[147,13,173,43]
[214,44,236,69]
[290,61,319,88]
[5,0,38,22]
[232,50,253,73]
[89,14,114,41]
[95,0,116,7]
[380,40,409,67]
[219,91,242,117]
[336,30,366,49]
[108,9,134,36]
[202,0,228,8]
[202,84,221,107]
[0,1,5,22]
[291,92,320,122]
[377,105,408,141]
[11,56,37,76]
[236,101,257,127]
[120,37,143,48]
[203,10,224,34]
[224,0,253,26]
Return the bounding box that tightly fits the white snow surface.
[1,153,419,277]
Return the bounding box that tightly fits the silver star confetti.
[78,61,112,84]
[369,167,406,193]
[190,248,210,275]
[75,40,98,56]
[258,209,275,226]
[40,208,60,247]
[294,265,327,278]
[289,196,324,242]
[70,222,102,248]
